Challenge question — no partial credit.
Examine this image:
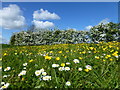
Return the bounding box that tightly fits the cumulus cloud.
[85,25,93,30]
[33,8,60,20]
[0,4,26,30]
[32,20,54,29]
[99,18,110,25]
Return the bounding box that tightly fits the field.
[1,41,120,88]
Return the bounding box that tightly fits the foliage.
[9,22,119,45]
[89,22,120,42]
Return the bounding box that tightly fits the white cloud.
[32,20,54,29]
[99,18,110,25]
[0,4,26,30]
[33,8,60,20]
[85,25,93,30]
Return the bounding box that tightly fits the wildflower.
[22,78,24,81]
[52,64,59,68]
[18,70,26,76]
[23,67,26,69]
[88,51,91,53]
[66,62,70,65]
[61,63,65,67]
[35,70,41,76]
[35,68,45,76]
[64,56,67,58]
[79,57,83,60]
[0,83,10,89]
[23,63,27,66]
[58,51,62,53]
[3,53,7,56]
[73,59,79,63]
[110,58,113,61]
[112,52,118,57]
[0,58,2,61]
[84,69,89,72]
[56,57,60,60]
[42,76,51,81]
[49,51,53,53]
[4,67,11,71]
[89,47,94,50]
[58,67,65,71]
[45,56,51,60]
[95,56,100,59]
[14,53,17,55]
[85,65,92,70]
[40,68,44,73]
[3,75,8,78]
[78,68,82,71]
[65,81,71,86]
[42,72,47,76]
[65,67,70,71]
[29,59,34,62]
[0,66,2,70]
[106,55,111,58]
[1,82,5,85]
[103,59,106,62]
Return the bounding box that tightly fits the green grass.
[1,41,120,88]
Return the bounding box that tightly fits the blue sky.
[1,2,118,43]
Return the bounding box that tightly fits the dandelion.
[56,57,60,60]
[22,78,25,81]
[84,69,89,72]
[106,55,111,58]
[79,57,82,60]
[89,47,94,50]
[52,64,59,68]
[58,51,62,53]
[29,59,34,62]
[103,59,106,62]
[4,67,11,71]
[61,63,65,67]
[78,68,82,71]
[3,53,7,56]
[65,67,70,71]
[45,56,51,60]
[110,58,113,61]
[65,81,71,86]
[73,59,79,63]
[23,63,27,66]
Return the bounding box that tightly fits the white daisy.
[73,59,79,63]
[65,81,71,86]
[65,67,70,71]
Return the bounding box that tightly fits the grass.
[1,41,120,88]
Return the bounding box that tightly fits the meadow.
[1,41,119,88]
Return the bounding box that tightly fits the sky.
[0,2,118,44]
